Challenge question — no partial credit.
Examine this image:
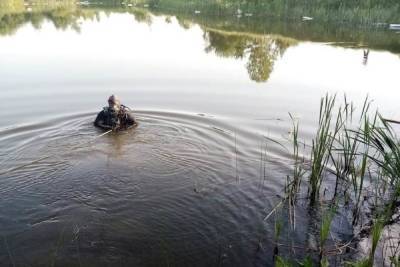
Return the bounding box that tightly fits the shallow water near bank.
[1,1,400,266]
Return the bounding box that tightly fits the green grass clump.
[273,94,400,265]
[309,95,339,204]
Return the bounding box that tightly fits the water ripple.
[0,110,297,266]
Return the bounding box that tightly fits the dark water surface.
[1,1,400,266]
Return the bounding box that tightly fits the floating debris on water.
[79,1,90,6]
[374,22,387,27]
[302,16,313,21]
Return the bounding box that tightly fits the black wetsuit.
[94,106,136,131]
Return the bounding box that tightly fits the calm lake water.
[1,1,400,266]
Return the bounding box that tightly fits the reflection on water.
[1,0,400,83]
[0,1,83,35]
[362,49,370,65]
[0,1,295,83]
[204,30,295,82]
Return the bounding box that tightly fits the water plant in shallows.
[266,94,400,265]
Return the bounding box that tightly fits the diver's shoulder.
[98,107,113,115]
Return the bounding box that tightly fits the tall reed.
[289,113,305,198]
[268,94,400,265]
[309,95,344,205]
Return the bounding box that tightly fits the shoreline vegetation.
[269,95,400,266]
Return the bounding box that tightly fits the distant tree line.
[126,0,400,25]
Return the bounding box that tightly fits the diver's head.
[108,94,121,112]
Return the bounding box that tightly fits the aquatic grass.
[299,256,313,267]
[307,95,377,224]
[275,256,293,267]
[319,205,336,265]
[309,94,342,205]
[352,113,400,222]
[371,219,384,256]
[247,93,400,265]
[389,248,400,267]
[329,97,358,200]
[259,141,268,188]
[289,113,306,199]
[273,214,283,261]
[351,218,386,267]
[350,113,378,225]
[269,94,400,264]
[368,117,400,190]
[346,259,370,267]
[330,127,359,199]
[264,94,386,264]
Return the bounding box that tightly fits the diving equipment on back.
[94,94,137,131]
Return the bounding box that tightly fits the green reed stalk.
[276,95,400,264]
[359,114,400,220]
[354,218,385,267]
[309,95,342,205]
[273,213,283,263]
[329,96,357,200]
[275,256,293,267]
[319,205,336,265]
[330,127,358,200]
[351,113,378,225]
[289,113,305,198]
[327,96,373,225]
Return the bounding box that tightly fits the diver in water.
[94,95,137,131]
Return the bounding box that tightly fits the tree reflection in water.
[204,30,295,82]
[1,0,399,82]
[0,0,98,35]
[0,1,297,83]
